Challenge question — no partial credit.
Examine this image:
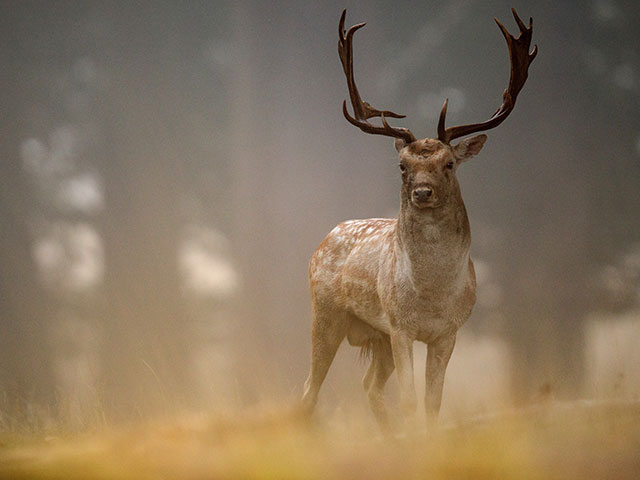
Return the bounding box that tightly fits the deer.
[301,8,537,434]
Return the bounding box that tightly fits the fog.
[1,0,639,429]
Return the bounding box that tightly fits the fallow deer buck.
[302,9,537,433]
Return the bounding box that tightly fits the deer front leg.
[425,333,456,431]
[390,329,416,427]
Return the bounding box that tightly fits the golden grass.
[1,400,639,480]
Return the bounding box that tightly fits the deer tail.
[359,338,379,364]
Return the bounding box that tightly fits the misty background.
[1,0,639,429]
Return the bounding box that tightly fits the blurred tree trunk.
[0,83,56,420]
[95,7,194,420]
[99,163,191,418]
[227,0,281,400]
[98,93,192,420]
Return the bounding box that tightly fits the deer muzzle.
[412,186,436,208]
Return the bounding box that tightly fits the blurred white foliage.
[21,116,105,215]
[33,222,104,292]
[600,242,640,304]
[417,87,465,121]
[21,125,81,177]
[56,172,104,214]
[179,226,239,300]
[585,310,640,398]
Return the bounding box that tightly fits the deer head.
[338,8,537,210]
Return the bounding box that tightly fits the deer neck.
[395,190,471,292]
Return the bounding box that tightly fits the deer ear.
[394,138,407,152]
[453,134,487,162]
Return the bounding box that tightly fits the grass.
[1,399,639,479]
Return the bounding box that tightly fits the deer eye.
[399,164,407,174]
[446,161,455,170]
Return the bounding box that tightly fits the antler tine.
[437,8,537,144]
[437,98,448,143]
[511,7,527,33]
[339,9,416,144]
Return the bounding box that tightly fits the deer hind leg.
[362,335,395,435]
[301,306,348,415]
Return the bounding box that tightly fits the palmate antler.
[437,8,538,143]
[338,9,416,144]
[338,8,537,145]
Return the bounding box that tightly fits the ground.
[1,400,639,479]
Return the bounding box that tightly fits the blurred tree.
[1,1,236,422]
[93,3,215,418]
[0,126,56,422]
[0,14,56,420]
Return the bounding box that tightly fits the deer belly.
[347,317,387,346]
[341,275,390,334]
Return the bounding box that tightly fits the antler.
[339,9,416,144]
[437,8,538,144]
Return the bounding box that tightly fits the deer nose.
[413,187,433,202]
